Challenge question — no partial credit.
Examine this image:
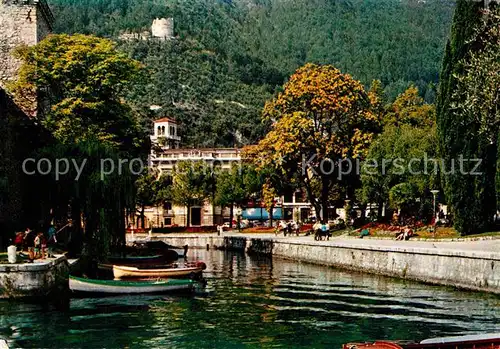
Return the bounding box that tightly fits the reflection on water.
[1,250,499,348]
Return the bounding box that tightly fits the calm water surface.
[0,250,499,348]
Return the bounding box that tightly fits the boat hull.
[69,276,195,296]
[343,333,500,349]
[113,264,204,279]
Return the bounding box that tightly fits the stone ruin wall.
[118,18,175,42]
[0,0,53,88]
[0,0,54,245]
[152,18,174,40]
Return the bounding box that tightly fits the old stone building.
[0,89,52,241]
[0,0,54,87]
[0,0,54,246]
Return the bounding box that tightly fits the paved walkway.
[275,234,500,253]
[132,232,500,254]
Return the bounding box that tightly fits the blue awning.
[242,208,282,220]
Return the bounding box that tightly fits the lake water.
[1,250,499,348]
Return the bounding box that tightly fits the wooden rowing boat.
[343,333,500,349]
[98,261,195,272]
[113,262,206,279]
[69,276,195,296]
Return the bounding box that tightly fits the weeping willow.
[38,137,137,261]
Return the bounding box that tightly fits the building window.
[295,191,305,203]
[157,126,161,135]
[164,218,172,225]
[284,193,293,203]
[163,202,172,210]
[162,126,165,135]
[170,126,175,136]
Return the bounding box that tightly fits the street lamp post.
[431,190,439,220]
[430,190,439,238]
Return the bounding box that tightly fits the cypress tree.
[436,0,495,234]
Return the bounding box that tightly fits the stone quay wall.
[0,255,69,299]
[270,241,499,294]
[141,234,500,294]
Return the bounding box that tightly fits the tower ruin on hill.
[0,0,54,88]
[119,18,175,41]
[152,18,174,40]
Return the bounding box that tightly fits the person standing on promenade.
[47,224,57,258]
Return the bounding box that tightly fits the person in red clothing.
[14,232,24,249]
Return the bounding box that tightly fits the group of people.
[276,221,301,236]
[312,221,331,240]
[13,224,59,259]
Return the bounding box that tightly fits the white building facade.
[150,117,181,150]
[143,118,243,228]
[144,117,322,228]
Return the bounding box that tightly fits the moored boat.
[113,262,206,280]
[126,241,180,261]
[342,333,500,349]
[107,254,165,265]
[69,275,195,296]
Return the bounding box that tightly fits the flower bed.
[357,222,459,239]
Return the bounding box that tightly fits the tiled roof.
[155,117,178,124]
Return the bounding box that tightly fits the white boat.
[113,262,206,279]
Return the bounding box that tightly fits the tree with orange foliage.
[246,63,379,222]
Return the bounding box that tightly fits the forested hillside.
[47,0,454,147]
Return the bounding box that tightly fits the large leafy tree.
[9,34,147,260]
[362,85,438,221]
[250,63,379,222]
[10,34,144,151]
[361,125,439,222]
[436,0,497,234]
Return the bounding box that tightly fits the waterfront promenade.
[130,231,500,254]
[129,232,500,294]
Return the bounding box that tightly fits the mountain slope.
[47,0,454,147]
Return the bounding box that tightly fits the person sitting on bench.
[359,229,369,238]
[396,226,413,240]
